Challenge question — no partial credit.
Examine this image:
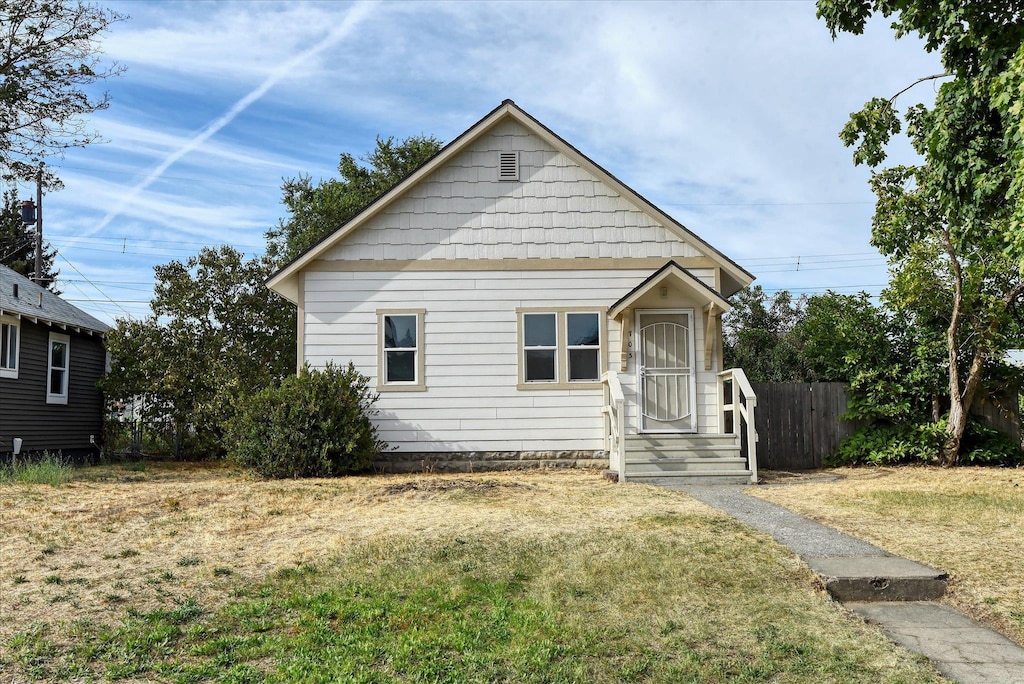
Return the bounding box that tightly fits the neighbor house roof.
[0,264,109,335]
[267,100,755,303]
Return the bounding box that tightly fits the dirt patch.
[377,478,534,496]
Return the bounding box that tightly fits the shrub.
[0,452,73,486]
[829,421,946,466]
[830,418,1024,466]
[226,363,386,478]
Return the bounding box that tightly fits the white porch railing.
[717,368,759,484]
[602,370,626,482]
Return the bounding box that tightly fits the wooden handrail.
[717,368,758,484]
[602,370,626,482]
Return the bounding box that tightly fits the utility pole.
[34,164,43,285]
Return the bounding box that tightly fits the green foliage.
[0,0,127,186]
[101,246,296,457]
[816,0,1024,463]
[831,422,946,466]
[226,363,385,478]
[266,134,444,263]
[0,190,59,289]
[832,418,1023,466]
[0,451,73,486]
[722,286,809,382]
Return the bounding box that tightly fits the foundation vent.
[499,151,519,181]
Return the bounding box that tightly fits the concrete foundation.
[373,450,608,474]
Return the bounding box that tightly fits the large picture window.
[0,316,19,379]
[47,332,70,404]
[377,309,426,391]
[518,308,604,389]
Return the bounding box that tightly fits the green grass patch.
[0,453,73,487]
[4,526,942,683]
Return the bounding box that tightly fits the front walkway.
[679,485,1024,684]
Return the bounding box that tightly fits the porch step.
[625,434,741,460]
[625,456,748,473]
[628,470,754,487]
[621,434,751,485]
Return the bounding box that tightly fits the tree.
[723,286,809,382]
[101,247,296,455]
[818,0,1024,464]
[0,0,127,186]
[0,189,59,289]
[266,134,444,263]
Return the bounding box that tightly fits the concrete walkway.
[679,484,1024,684]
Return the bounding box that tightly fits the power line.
[56,253,133,319]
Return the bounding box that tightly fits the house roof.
[267,100,755,303]
[608,260,732,320]
[0,264,109,335]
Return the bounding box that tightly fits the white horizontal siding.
[304,268,721,452]
[322,119,704,263]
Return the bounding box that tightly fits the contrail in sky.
[77,0,376,243]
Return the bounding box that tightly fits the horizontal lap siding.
[306,269,639,452]
[305,268,722,452]
[321,119,705,263]
[0,320,105,454]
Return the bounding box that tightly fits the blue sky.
[4,0,942,324]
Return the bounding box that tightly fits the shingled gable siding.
[303,268,721,452]
[0,319,104,455]
[320,118,705,263]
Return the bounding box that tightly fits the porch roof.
[607,260,731,320]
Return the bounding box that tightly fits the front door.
[637,310,696,433]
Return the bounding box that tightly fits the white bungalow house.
[267,100,759,485]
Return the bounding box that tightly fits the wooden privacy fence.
[750,382,1022,470]
[750,382,862,471]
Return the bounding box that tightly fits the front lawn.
[751,466,1024,647]
[0,464,942,682]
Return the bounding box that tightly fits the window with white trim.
[47,332,70,404]
[0,315,19,379]
[377,310,426,391]
[523,313,557,382]
[518,309,604,388]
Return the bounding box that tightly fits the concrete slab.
[849,602,1024,684]
[808,556,948,602]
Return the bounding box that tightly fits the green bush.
[829,421,946,466]
[225,363,386,478]
[830,418,1024,466]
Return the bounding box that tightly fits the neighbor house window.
[47,332,70,404]
[0,316,19,379]
[518,308,604,389]
[377,309,426,391]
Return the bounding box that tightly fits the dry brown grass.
[751,466,1024,645]
[0,462,946,682]
[0,463,702,641]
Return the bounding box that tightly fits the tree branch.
[890,73,952,104]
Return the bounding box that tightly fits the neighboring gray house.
[268,101,760,484]
[0,264,109,458]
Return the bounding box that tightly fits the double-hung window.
[47,332,70,404]
[0,316,19,379]
[523,313,557,382]
[377,309,426,391]
[518,309,604,388]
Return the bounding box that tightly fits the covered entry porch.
[600,261,758,485]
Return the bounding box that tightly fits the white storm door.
[637,310,696,433]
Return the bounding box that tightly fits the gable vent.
[498,151,519,181]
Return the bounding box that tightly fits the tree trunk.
[941,348,987,467]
